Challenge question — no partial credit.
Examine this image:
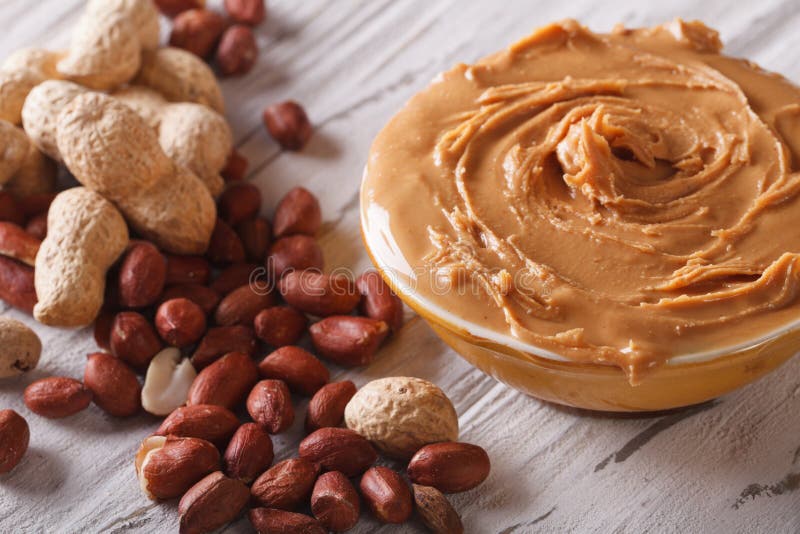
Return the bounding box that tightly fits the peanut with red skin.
[221,149,248,182]
[250,458,319,510]
[117,242,167,309]
[207,218,245,265]
[311,471,360,532]
[159,284,220,316]
[210,262,258,295]
[309,316,389,367]
[169,9,225,59]
[357,270,404,332]
[0,255,36,312]
[84,352,141,417]
[93,309,114,351]
[247,379,295,434]
[249,509,325,534]
[24,213,47,240]
[188,352,259,410]
[154,0,205,18]
[224,0,266,25]
[219,182,261,227]
[0,410,29,474]
[258,346,329,396]
[216,25,258,77]
[156,298,207,347]
[236,217,271,262]
[305,381,357,433]
[178,471,249,534]
[166,254,211,285]
[110,311,163,372]
[278,271,360,317]
[24,377,93,419]
[267,235,324,278]
[18,193,56,219]
[263,101,313,151]
[0,221,41,266]
[223,423,274,484]
[156,404,239,449]
[299,427,377,477]
[360,467,413,524]
[407,442,491,493]
[192,325,257,369]
[413,484,464,534]
[0,191,24,225]
[136,435,220,501]
[214,285,277,326]
[273,186,321,237]
[254,306,308,348]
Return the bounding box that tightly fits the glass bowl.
[360,190,800,412]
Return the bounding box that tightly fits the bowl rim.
[360,194,800,368]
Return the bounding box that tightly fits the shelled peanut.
[0,409,29,474]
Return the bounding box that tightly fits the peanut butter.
[362,19,800,382]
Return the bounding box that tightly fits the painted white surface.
[1,1,799,532]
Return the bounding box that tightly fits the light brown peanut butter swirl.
[362,19,800,382]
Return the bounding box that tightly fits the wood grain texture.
[1,0,800,532]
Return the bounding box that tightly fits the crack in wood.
[726,1,800,56]
[241,148,282,180]
[355,0,460,84]
[270,1,330,45]
[732,472,800,510]
[99,504,159,533]
[318,63,433,130]
[594,400,720,472]
[233,61,432,162]
[219,516,249,533]
[319,189,361,236]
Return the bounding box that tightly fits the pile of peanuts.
[3,182,492,532]
[167,0,264,77]
[0,1,492,532]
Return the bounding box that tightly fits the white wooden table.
[2,1,800,532]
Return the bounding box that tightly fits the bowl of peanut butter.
[361,19,800,411]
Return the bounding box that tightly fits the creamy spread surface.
[362,19,800,381]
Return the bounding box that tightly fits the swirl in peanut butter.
[363,19,800,381]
